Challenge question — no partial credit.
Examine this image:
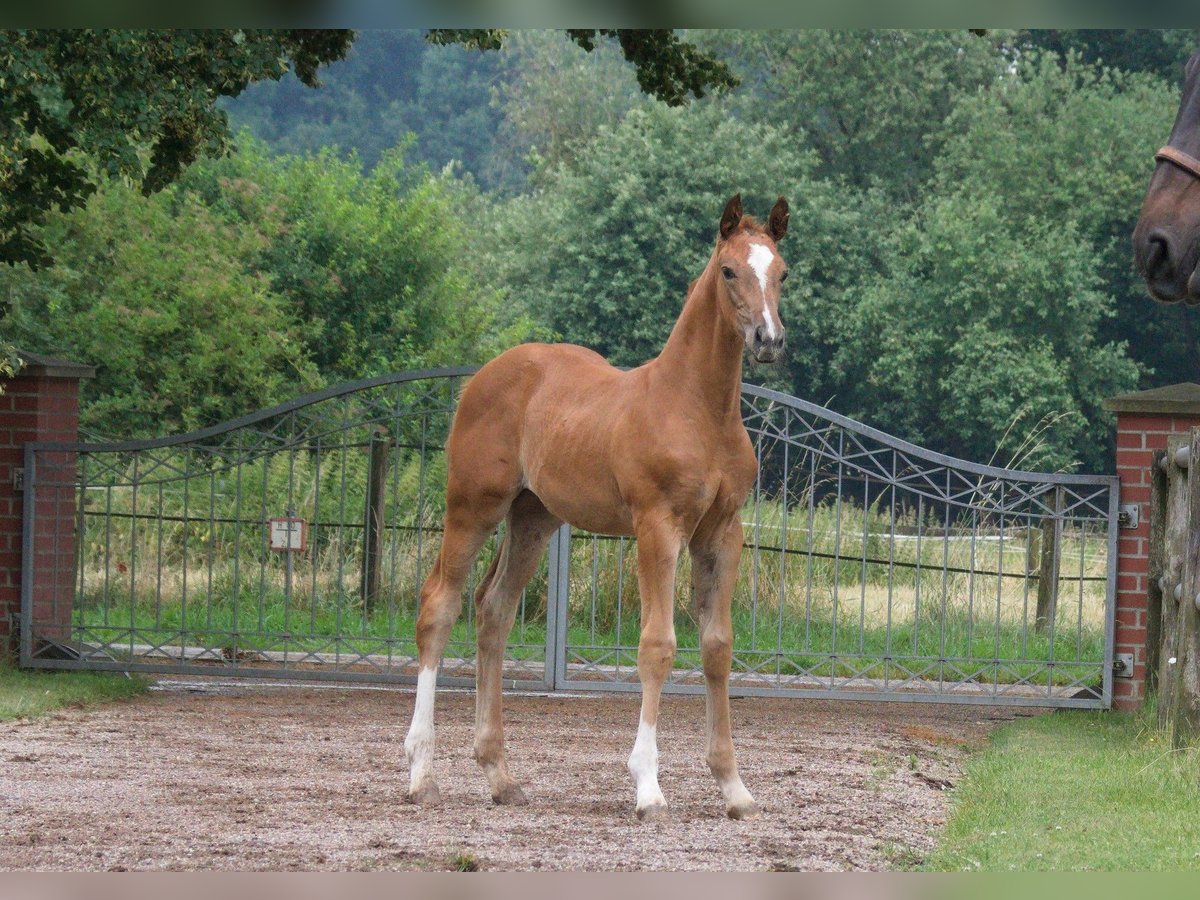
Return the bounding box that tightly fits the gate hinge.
[1117,504,1139,529]
[11,466,22,492]
[1114,654,1134,678]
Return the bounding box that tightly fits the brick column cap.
[10,349,94,381]
[1104,382,1200,415]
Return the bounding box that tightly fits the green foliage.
[838,192,1137,472]
[2,176,320,436]
[225,31,509,185]
[183,136,536,383]
[0,342,20,394]
[488,30,647,186]
[929,51,1194,388]
[563,29,737,105]
[702,30,1011,201]
[6,136,537,437]
[0,29,352,268]
[1017,28,1199,83]
[430,28,737,105]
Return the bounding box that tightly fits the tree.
[227,29,735,193]
[1017,29,1198,83]
[699,30,1011,202]
[5,137,541,437]
[224,30,509,181]
[428,29,737,106]
[929,51,1191,388]
[487,30,647,187]
[0,29,352,270]
[180,136,539,384]
[0,29,351,389]
[1,176,321,437]
[835,192,1138,472]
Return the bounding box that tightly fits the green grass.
[0,661,151,721]
[78,591,1105,687]
[922,703,1200,871]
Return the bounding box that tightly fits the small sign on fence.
[268,517,306,552]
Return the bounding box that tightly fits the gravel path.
[0,679,1034,871]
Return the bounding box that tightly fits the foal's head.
[714,194,790,363]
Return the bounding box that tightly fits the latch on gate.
[1117,503,1139,529]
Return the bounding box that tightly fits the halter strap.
[1156,145,1200,181]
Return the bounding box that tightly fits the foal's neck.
[654,249,745,418]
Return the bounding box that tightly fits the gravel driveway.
[0,678,1033,871]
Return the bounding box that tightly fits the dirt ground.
[0,678,1039,871]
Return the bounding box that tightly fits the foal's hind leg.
[473,490,562,804]
[690,516,759,820]
[404,503,504,805]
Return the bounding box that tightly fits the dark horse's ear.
[719,193,743,240]
[767,196,789,242]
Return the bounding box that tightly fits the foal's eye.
[780,269,789,282]
[721,266,735,279]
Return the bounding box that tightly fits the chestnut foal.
[404,194,789,821]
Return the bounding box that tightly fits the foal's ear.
[719,193,743,240]
[767,196,789,242]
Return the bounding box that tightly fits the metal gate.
[21,368,1118,707]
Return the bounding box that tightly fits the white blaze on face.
[747,242,778,340]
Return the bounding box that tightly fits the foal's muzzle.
[751,325,784,363]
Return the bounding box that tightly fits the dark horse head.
[1133,52,1200,305]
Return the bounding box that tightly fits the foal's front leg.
[691,517,759,820]
[629,519,683,821]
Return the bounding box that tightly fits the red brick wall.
[1113,411,1200,710]
[0,374,84,656]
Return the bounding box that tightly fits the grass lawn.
[922,704,1200,871]
[0,662,151,721]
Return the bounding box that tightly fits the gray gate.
[21,368,1118,707]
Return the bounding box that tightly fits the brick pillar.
[0,351,94,659]
[1104,383,1200,711]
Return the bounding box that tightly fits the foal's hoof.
[407,780,442,806]
[636,803,671,823]
[492,783,529,806]
[726,800,761,821]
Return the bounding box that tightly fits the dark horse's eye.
[780,269,789,282]
[721,266,735,279]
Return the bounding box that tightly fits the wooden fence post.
[1160,435,1189,730]
[1146,449,1168,696]
[1035,485,1063,634]
[361,426,390,614]
[1170,427,1200,747]
[1025,526,1041,577]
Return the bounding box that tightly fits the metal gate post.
[544,524,571,690]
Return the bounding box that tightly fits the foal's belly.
[524,452,635,537]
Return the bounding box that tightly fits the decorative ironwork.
[22,370,1118,708]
